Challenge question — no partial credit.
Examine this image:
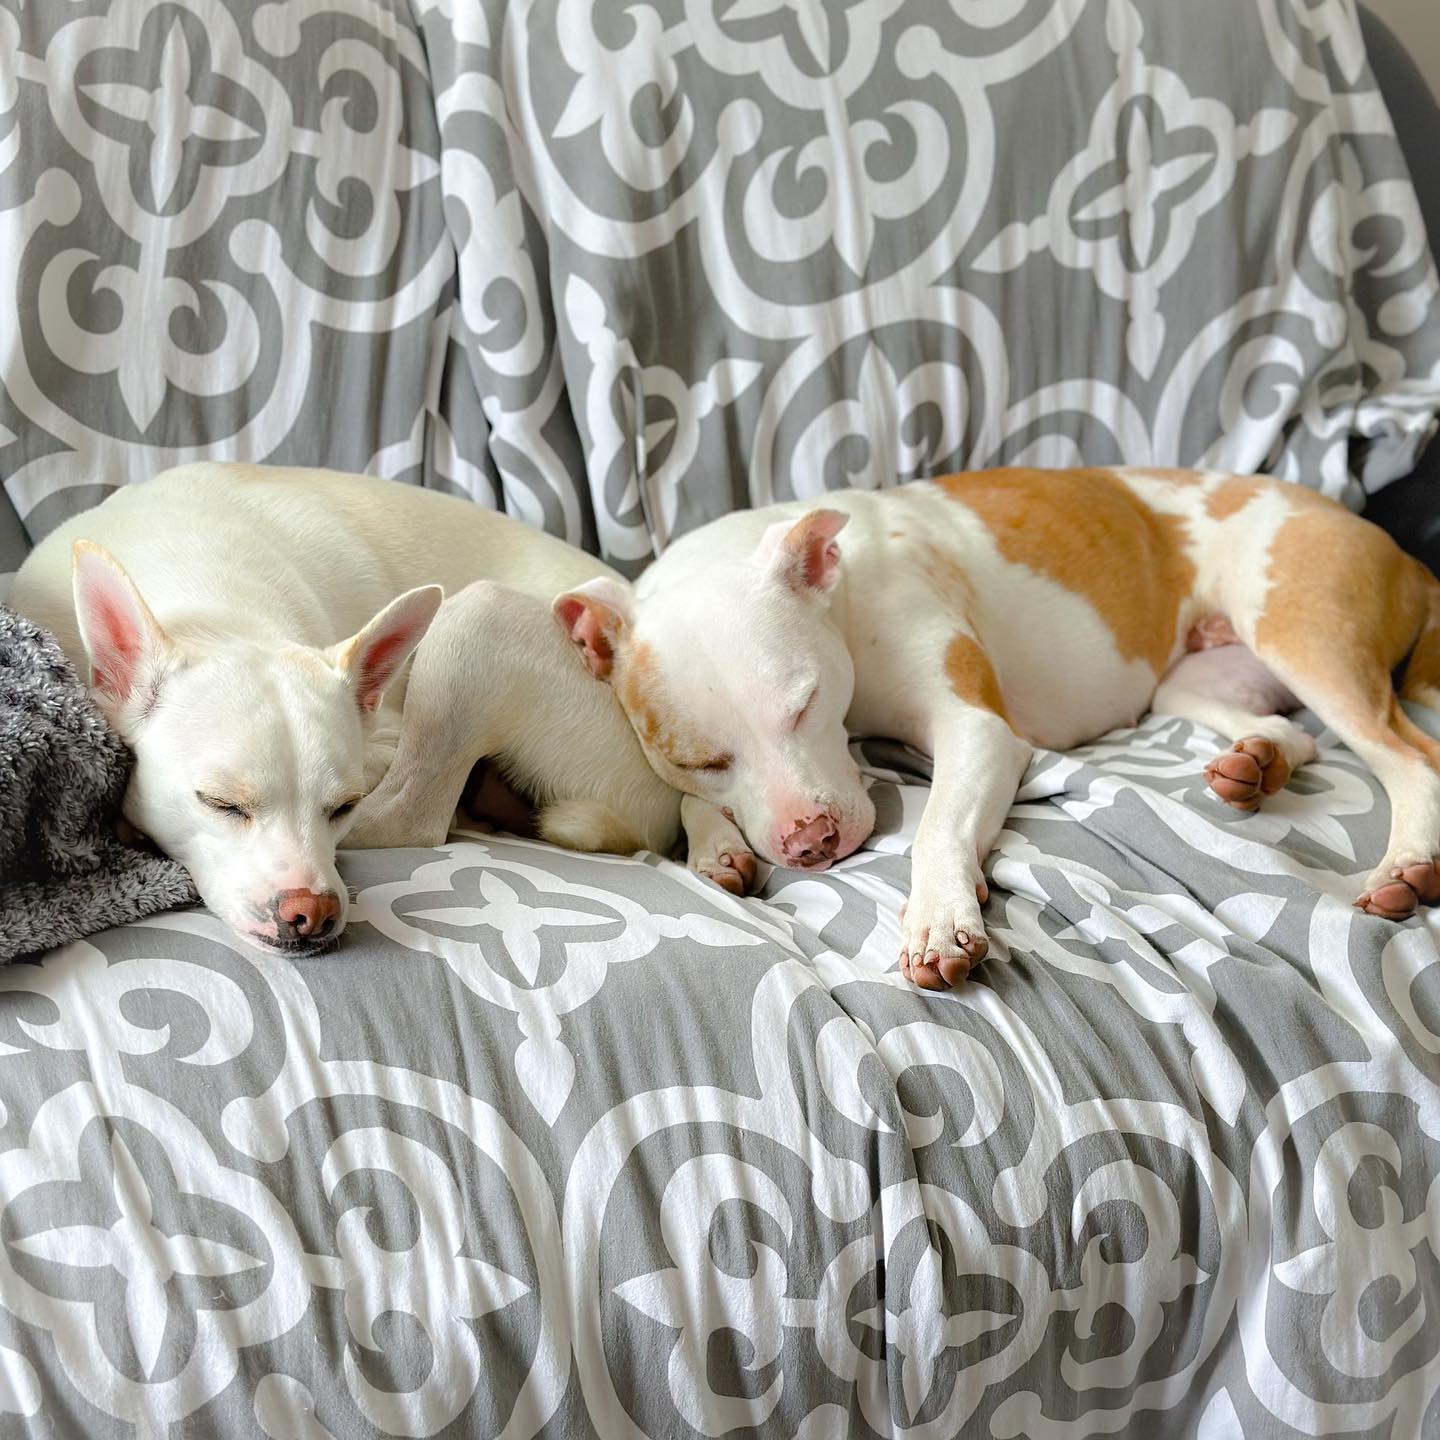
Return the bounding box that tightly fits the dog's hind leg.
[1152,646,1317,810]
[344,584,510,850]
[1390,702,1440,772]
[1275,672,1440,920]
[1400,569,1440,713]
[1238,515,1439,920]
[349,579,685,861]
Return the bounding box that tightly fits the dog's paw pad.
[1356,881,1420,921]
[1357,860,1440,920]
[1205,736,1291,810]
[700,850,757,896]
[902,950,975,990]
[1399,859,1440,905]
[899,924,987,991]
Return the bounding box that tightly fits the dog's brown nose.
[274,888,341,941]
[779,812,840,866]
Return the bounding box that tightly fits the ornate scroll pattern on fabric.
[3,711,1437,1435]
[3,0,1437,571]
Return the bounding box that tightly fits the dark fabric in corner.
[1361,6,1440,571]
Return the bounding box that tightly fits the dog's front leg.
[682,794,759,895]
[901,701,1031,990]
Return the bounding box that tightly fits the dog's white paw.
[694,847,758,896]
[684,799,760,896]
[1356,856,1440,921]
[899,880,989,990]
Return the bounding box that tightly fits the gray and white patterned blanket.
[1,0,1437,570]
[3,1,1440,1436]
[1,716,1438,1436]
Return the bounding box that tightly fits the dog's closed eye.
[677,754,733,774]
[790,687,818,730]
[328,797,362,823]
[196,791,252,821]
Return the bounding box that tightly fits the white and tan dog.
[11,463,710,955]
[555,467,1440,989]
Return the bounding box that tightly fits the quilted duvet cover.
[4,0,1440,1435]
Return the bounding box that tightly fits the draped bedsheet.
[1,712,1437,1436]
[2,2,1439,1435]
[1,0,1437,575]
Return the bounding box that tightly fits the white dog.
[555,467,1440,989]
[11,463,733,955]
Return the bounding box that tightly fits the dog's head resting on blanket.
[554,509,874,871]
[71,542,441,954]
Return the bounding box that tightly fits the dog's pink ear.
[553,577,632,681]
[72,541,171,714]
[335,585,443,713]
[757,508,848,595]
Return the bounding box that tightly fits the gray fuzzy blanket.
[0,605,196,961]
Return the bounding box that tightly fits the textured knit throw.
[0,605,196,960]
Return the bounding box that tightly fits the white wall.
[1368,0,1440,99]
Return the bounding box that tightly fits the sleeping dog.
[11,464,744,955]
[555,467,1440,989]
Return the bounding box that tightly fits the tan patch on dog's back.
[1206,474,1343,523]
[944,633,1008,721]
[1204,477,1264,521]
[1135,467,1205,484]
[937,468,1197,674]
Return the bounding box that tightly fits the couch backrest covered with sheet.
[4,10,1440,1440]
[1,0,1437,592]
